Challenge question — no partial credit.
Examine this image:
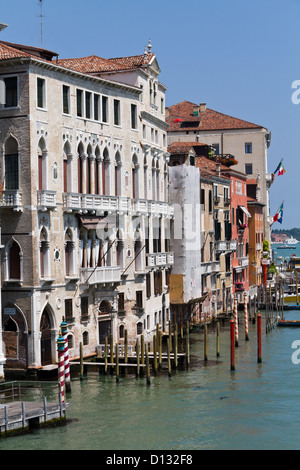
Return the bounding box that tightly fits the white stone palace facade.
[0,40,173,370]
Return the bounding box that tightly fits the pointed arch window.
[103,147,110,196]
[132,154,139,199]
[77,142,84,194]
[65,228,75,277]
[63,141,72,193]
[37,137,47,191]
[115,151,122,197]
[116,229,124,268]
[40,227,50,278]
[5,238,23,282]
[5,136,19,190]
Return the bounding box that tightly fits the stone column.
[89,155,96,194]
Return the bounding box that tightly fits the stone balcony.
[63,193,174,218]
[80,266,121,285]
[215,240,237,252]
[238,257,249,267]
[63,193,131,214]
[132,198,174,218]
[0,190,23,211]
[146,252,174,268]
[201,261,220,275]
[37,190,57,211]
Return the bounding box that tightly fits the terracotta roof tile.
[195,156,230,179]
[57,53,155,74]
[168,141,208,154]
[167,100,264,131]
[0,41,31,60]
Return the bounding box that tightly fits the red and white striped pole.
[57,331,65,403]
[234,295,239,347]
[61,319,71,392]
[244,291,249,341]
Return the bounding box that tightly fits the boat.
[277,236,299,249]
[278,320,300,327]
[283,284,300,303]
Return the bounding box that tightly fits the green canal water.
[1,309,300,451]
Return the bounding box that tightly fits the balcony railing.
[63,193,131,214]
[37,190,57,211]
[215,240,237,252]
[80,266,121,285]
[63,193,174,218]
[200,261,220,275]
[146,252,174,268]
[148,201,174,218]
[238,257,249,267]
[0,190,23,211]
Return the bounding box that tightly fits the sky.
[1,0,300,229]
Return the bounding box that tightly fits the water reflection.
[1,311,300,449]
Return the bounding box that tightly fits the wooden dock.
[0,399,68,435]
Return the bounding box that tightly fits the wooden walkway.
[0,400,68,435]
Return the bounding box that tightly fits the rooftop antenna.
[39,0,45,48]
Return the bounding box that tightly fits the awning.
[239,205,251,218]
[78,215,109,230]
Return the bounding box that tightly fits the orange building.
[221,167,249,300]
[246,179,265,288]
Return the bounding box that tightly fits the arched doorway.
[98,300,112,344]
[2,303,27,368]
[40,308,53,366]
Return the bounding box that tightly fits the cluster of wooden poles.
[76,321,191,385]
[265,283,285,332]
[229,293,262,370]
[56,291,267,400]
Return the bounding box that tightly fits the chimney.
[193,105,199,116]
[216,162,221,177]
[199,103,206,113]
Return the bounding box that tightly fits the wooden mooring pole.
[186,321,190,369]
[167,338,171,376]
[104,336,108,375]
[116,343,119,382]
[216,322,220,358]
[257,313,262,363]
[174,324,178,368]
[136,338,140,377]
[204,323,208,362]
[145,345,151,385]
[153,334,157,374]
[110,334,114,374]
[124,329,128,376]
[159,330,162,370]
[230,319,235,371]
[79,341,84,381]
